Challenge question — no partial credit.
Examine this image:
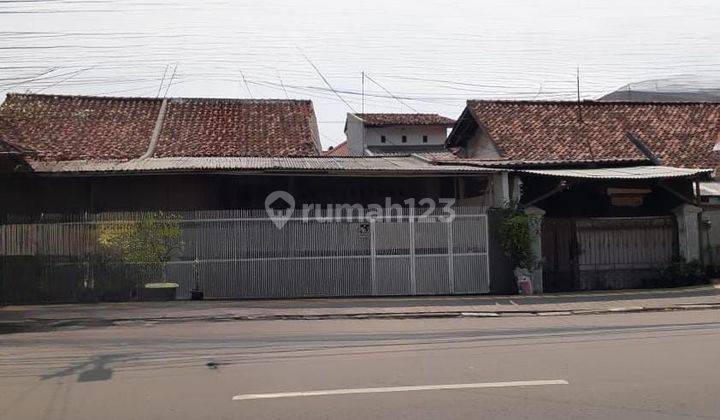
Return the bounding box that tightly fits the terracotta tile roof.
[355,113,455,127]
[323,141,348,156]
[154,98,319,158]
[0,137,34,155]
[450,100,720,168]
[0,93,320,162]
[0,93,160,161]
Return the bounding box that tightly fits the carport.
[516,166,713,292]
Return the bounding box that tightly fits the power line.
[364,73,420,112]
[299,49,356,113]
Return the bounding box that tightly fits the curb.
[2,302,720,334]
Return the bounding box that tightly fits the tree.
[98,212,184,288]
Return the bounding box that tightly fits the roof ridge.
[6,92,312,104]
[467,99,720,106]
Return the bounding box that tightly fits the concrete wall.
[344,114,449,156]
[362,125,448,147]
[465,128,502,159]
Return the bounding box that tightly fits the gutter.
[139,98,169,160]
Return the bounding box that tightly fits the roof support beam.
[521,180,571,209]
[657,182,696,206]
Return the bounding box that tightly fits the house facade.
[1,94,718,303]
[0,94,498,303]
[445,100,719,292]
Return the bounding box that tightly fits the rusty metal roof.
[517,166,713,180]
[29,156,499,175]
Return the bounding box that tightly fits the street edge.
[2,302,720,334]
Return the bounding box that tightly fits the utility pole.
[361,71,366,156]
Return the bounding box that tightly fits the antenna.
[156,64,169,98]
[240,69,254,98]
[576,67,595,159]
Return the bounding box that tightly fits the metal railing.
[0,207,489,303]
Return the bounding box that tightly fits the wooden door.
[541,218,576,292]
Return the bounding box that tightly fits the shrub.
[98,212,184,287]
[499,212,539,270]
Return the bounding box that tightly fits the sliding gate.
[1,208,490,302]
[177,208,490,298]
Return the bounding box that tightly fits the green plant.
[659,257,706,287]
[498,212,538,270]
[98,212,184,286]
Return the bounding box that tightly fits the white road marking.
[232,379,569,401]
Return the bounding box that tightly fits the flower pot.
[514,268,533,295]
[142,282,179,301]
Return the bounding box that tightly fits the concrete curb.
[2,302,720,334]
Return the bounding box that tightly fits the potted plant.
[98,212,184,301]
[499,210,540,294]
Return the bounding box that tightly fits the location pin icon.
[265,190,295,229]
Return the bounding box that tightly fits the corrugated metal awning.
[517,166,713,180]
[699,181,720,196]
[28,156,500,175]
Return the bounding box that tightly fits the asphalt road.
[1,311,719,419]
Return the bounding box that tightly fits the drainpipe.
[140,98,169,160]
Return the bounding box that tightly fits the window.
[422,135,428,143]
[402,135,407,143]
[380,135,386,143]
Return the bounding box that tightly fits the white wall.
[344,118,449,156]
[465,128,502,159]
[363,125,448,147]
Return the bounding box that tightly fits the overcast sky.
[1,0,719,148]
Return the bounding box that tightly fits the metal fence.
[0,207,489,303]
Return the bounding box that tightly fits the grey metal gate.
[0,208,490,302]
[174,208,490,298]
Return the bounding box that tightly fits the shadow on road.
[40,354,129,382]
